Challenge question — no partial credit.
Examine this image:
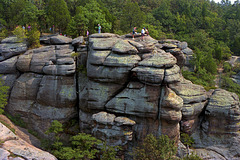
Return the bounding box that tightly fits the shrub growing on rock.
[0,79,9,114]
[12,26,26,42]
[132,134,177,160]
[26,27,40,48]
[46,120,121,160]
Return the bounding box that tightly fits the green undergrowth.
[4,113,27,128]
[182,70,216,91]
[45,120,121,160]
[77,64,87,76]
[132,134,202,160]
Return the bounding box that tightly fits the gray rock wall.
[1,33,240,159]
[1,35,77,138]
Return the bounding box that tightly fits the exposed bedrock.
[2,35,78,138]
[7,73,77,137]
[0,122,57,160]
[192,89,240,160]
[169,77,208,133]
[2,33,240,159]
[79,33,186,152]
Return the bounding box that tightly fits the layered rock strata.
[1,35,77,138]
[0,122,57,160]
[1,33,240,159]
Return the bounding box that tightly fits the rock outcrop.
[0,122,57,160]
[78,33,201,155]
[1,35,77,138]
[1,33,240,159]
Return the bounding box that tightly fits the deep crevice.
[156,68,167,135]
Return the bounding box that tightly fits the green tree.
[46,120,120,160]
[231,36,240,55]
[46,0,71,33]
[120,0,145,32]
[133,134,177,160]
[67,0,111,37]
[26,25,41,49]
[12,26,26,42]
[0,78,9,114]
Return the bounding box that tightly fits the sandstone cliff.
[0,33,240,159]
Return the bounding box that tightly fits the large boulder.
[1,36,26,44]
[167,48,186,68]
[0,56,18,74]
[132,66,165,84]
[72,36,84,46]
[87,63,131,83]
[50,35,72,44]
[92,112,135,146]
[139,51,177,68]
[89,33,119,38]
[40,35,72,44]
[112,39,138,54]
[0,43,27,61]
[89,38,118,50]
[16,45,75,76]
[202,89,240,135]
[0,122,57,160]
[7,73,77,137]
[161,87,183,140]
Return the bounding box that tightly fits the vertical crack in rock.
[75,57,80,118]
[157,68,167,135]
[199,90,215,132]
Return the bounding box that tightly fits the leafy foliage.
[182,70,216,91]
[220,75,240,98]
[0,79,9,114]
[12,26,26,42]
[46,120,121,160]
[26,26,40,48]
[182,154,202,160]
[46,0,71,32]
[101,142,121,160]
[132,134,177,160]
[223,62,232,73]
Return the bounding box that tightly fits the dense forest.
[1,0,240,95]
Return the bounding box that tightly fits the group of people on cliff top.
[132,27,149,40]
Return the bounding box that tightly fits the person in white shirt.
[141,27,145,41]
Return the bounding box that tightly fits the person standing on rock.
[98,24,101,33]
[145,28,149,36]
[141,27,145,41]
[132,27,137,39]
[87,30,89,37]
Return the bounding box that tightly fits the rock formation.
[1,33,240,159]
[0,122,57,160]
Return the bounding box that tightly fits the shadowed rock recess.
[1,33,240,159]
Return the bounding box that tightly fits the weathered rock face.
[0,37,27,62]
[2,35,77,138]
[202,89,240,135]
[0,122,57,160]
[92,112,135,147]
[79,33,190,154]
[40,34,72,44]
[16,45,75,76]
[2,33,240,160]
[191,89,240,160]
[169,77,207,134]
